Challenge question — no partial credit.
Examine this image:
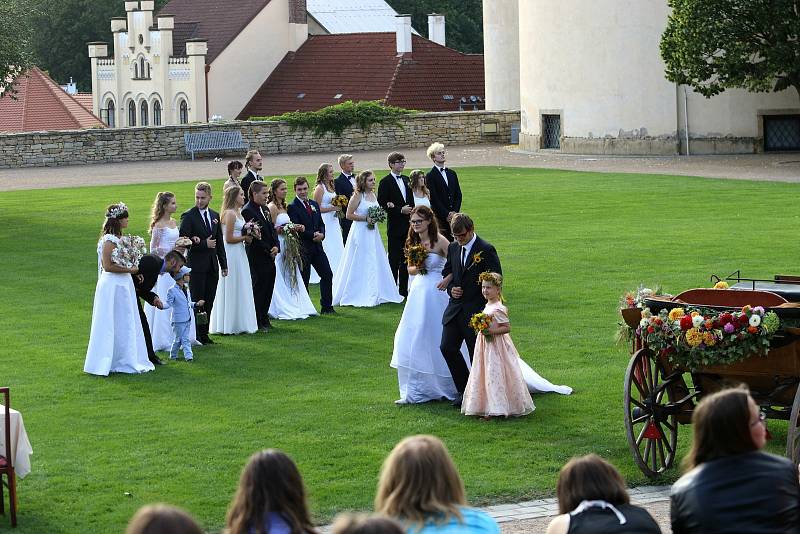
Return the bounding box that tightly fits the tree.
[661,0,800,103]
[386,0,483,53]
[0,0,38,97]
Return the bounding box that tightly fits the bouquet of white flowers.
[111,234,147,269]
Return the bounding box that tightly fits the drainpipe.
[205,64,210,122]
[683,86,690,156]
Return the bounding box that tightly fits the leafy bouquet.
[404,244,429,275]
[242,220,262,240]
[111,234,147,269]
[469,312,493,341]
[367,205,387,230]
[281,222,304,293]
[331,195,349,219]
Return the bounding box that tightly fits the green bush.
[248,100,417,136]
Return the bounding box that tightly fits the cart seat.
[730,281,800,303]
[674,288,788,308]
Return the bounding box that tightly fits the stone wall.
[0,111,519,169]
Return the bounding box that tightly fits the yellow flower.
[473,251,483,264]
[703,331,717,346]
[668,308,685,321]
[691,311,700,317]
[686,328,703,347]
[714,281,729,289]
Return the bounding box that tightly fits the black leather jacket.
[670,451,800,533]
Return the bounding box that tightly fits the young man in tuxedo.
[132,250,185,365]
[287,176,335,313]
[241,180,280,332]
[179,182,228,344]
[425,142,462,241]
[377,152,414,297]
[240,150,263,200]
[334,153,356,243]
[437,213,501,407]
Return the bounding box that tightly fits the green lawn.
[1,167,797,532]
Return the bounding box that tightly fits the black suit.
[240,169,261,199]
[440,235,501,393]
[334,172,355,243]
[287,197,333,310]
[426,165,462,241]
[377,173,414,297]
[242,200,280,327]
[179,206,227,341]
[132,253,165,364]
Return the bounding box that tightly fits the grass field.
[1,166,798,532]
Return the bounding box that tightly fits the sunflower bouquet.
[111,234,147,269]
[404,244,428,274]
[367,205,387,229]
[331,195,349,219]
[469,312,493,341]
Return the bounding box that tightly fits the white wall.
[483,0,519,111]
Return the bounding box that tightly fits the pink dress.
[462,302,535,417]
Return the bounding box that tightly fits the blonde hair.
[317,163,334,190]
[195,182,212,195]
[149,191,174,232]
[245,150,261,167]
[338,154,353,168]
[355,170,374,194]
[479,271,504,301]
[375,435,465,526]
[426,142,445,160]
[408,170,429,197]
[221,184,242,214]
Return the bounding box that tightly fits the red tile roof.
[159,0,272,62]
[0,68,105,133]
[74,93,94,110]
[237,33,484,119]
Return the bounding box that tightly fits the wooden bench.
[184,131,249,160]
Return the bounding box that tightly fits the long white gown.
[310,188,345,285]
[84,234,155,376]
[333,195,403,307]
[144,226,200,350]
[209,216,258,334]
[391,253,468,403]
[269,212,318,320]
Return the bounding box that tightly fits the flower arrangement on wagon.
[636,305,780,369]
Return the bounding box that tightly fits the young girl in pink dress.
[462,272,535,418]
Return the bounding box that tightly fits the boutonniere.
[472,251,483,264]
[311,205,317,213]
[212,219,219,225]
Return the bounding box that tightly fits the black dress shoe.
[150,357,165,366]
[320,307,337,315]
[259,325,271,333]
[201,337,215,345]
[451,395,463,408]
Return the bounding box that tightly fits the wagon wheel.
[624,347,679,478]
[785,384,800,464]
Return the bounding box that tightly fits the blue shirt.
[163,283,195,323]
[403,507,500,534]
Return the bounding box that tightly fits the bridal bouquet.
[112,234,147,269]
[332,195,349,219]
[281,222,304,293]
[242,220,262,240]
[469,312,493,341]
[367,205,387,230]
[174,236,193,249]
[404,244,429,275]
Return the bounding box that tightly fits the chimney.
[428,13,445,46]
[395,14,412,54]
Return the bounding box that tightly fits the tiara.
[106,202,128,219]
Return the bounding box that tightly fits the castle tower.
[482,0,519,111]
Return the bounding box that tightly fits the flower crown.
[478,271,502,287]
[106,202,128,219]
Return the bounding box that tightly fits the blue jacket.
[164,283,196,323]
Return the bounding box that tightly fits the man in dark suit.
[334,153,356,243]
[287,176,335,313]
[132,250,185,365]
[179,182,228,344]
[377,152,414,297]
[241,180,280,332]
[240,149,263,200]
[438,213,502,407]
[425,142,462,241]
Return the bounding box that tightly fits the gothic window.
[179,100,188,124]
[140,101,148,126]
[140,57,146,78]
[146,62,151,79]
[134,63,139,79]
[128,101,136,126]
[106,99,115,128]
[153,100,162,126]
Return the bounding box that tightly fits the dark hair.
[126,504,202,534]
[249,179,266,200]
[268,178,287,210]
[226,450,317,534]
[387,152,405,165]
[684,386,757,470]
[405,205,439,251]
[449,213,474,234]
[355,171,373,194]
[294,176,309,190]
[101,203,129,237]
[228,160,243,175]
[330,514,404,534]
[164,250,186,265]
[556,454,630,514]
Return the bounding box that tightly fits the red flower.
[647,326,655,334]
[680,316,693,331]
[719,312,733,325]
[654,318,663,326]
[738,313,750,326]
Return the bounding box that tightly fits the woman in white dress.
[310,163,346,285]
[391,205,463,403]
[84,203,155,376]
[267,178,318,320]
[144,191,200,350]
[333,171,403,307]
[408,170,431,209]
[209,185,258,334]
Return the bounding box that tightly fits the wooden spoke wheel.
[624,348,679,478]
[786,384,800,464]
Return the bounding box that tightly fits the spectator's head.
[449,213,474,246]
[338,154,355,174]
[226,449,316,534]
[245,150,263,171]
[228,160,244,179]
[426,142,446,165]
[102,202,129,237]
[375,435,465,525]
[331,514,404,534]
[125,504,202,534]
[194,182,212,210]
[556,454,629,514]
[685,386,764,470]
[317,163,334,188]
[150,191,176,232]
[355,171,375,193]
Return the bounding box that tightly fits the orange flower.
[748,326,758,334]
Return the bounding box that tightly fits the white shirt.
[200,207,212,231]
[435,165,449,186]
[391,173,407,202]
[461,233,477,266]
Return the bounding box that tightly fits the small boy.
[163,266,204,362]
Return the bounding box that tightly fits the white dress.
[310,188,345,285]
[413,193,431,209]
[209,216,258,334]
[269,212,318,320]
[144,226,200,350]
[84,235,155,376]
[333,195,404,307]
[391,253,469,403]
